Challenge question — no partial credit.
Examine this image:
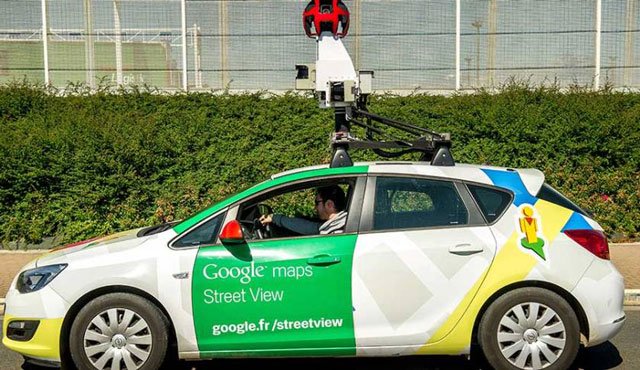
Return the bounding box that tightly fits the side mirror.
[219,220,246,244]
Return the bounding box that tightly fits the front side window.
[173,212,226,248]
[237,178,356,240]
[373,177,468,231]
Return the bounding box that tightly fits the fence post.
[624,0,636,86]
[193,25,202,89]
[594,0,602,90]
[84,0,95,89]
[354,0,361,71]
[113,0,123,86]
[41,0,49,85]
[181,0,188,90]
[488,0,497,87]
[219,1,228,89]
[455,0,460,91]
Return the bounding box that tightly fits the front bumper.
[2,284,70,362]
[3,316,64,362]
[23,356,62,369]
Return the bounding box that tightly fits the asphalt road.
[1,309,638,370]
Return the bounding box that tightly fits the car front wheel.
[478,287,580,370]
[69,293,169,370]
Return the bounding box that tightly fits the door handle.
[448,243,484,256]
[307,255,341,266]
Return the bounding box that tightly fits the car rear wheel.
[70,293,169,370]
[478,287,580,370]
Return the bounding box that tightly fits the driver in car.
[259,185,347,235]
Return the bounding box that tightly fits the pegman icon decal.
[518,205,546,260]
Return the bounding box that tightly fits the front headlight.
[16,264,67,293]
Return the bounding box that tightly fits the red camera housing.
[303,0,350,38]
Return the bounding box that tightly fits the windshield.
[172,180,268,234]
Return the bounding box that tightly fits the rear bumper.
[587,314,626,347]
[571,260,626,347]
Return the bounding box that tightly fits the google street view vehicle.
[3,2,625,370]
[1,148,628,370]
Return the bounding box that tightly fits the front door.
[191,176,365,357]
[191,234,357,356]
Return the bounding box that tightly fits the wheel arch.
[59,285,179,367]
[470,280,590,350]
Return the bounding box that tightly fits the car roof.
[271,161,545,196]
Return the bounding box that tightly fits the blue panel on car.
[561,212,593,232]
[481,169,537,207]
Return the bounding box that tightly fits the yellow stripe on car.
[419,200,572,354]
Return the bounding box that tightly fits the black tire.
[69,293,169,370]
[478,287,580,370]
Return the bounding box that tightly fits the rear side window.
[468,184,513,223]
[536,183,590,216]
[373,177,468,231]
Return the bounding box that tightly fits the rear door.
[352,176,497,354]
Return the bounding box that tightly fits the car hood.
[36,227,153,267]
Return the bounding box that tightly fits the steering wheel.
[238,221,255,240]
[253,203,274,239]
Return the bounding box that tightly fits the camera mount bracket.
[296,0,454,168]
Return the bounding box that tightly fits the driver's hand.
[259,214,273,225]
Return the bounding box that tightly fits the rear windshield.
[536,183,590,216]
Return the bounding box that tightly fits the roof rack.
[329,99,454,168]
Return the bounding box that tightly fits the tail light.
[564,229,610,260]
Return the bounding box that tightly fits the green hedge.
[0,83,638,248]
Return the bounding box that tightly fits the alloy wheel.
[497,302,566,369]
[83,308,153,370]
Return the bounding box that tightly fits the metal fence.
[1,0,638,91]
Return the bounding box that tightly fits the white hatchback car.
[3,161,625,370]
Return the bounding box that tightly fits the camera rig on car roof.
[296,0,454,168]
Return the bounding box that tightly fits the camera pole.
[295,0,454,167]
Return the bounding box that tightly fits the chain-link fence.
[1,0,638,91]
